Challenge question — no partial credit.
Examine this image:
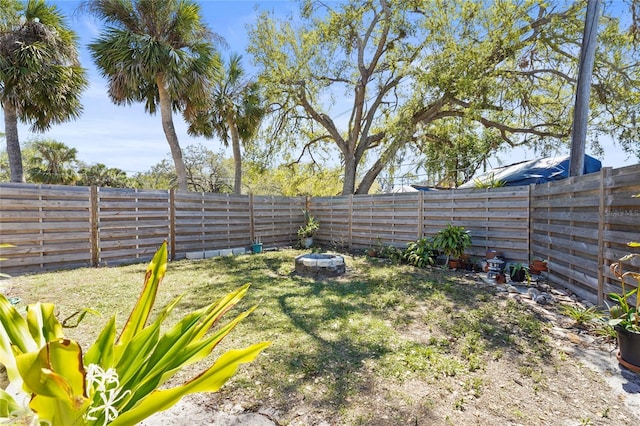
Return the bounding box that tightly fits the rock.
[535,292,554,305]
[527,288,541,299]
[507,285,519,293]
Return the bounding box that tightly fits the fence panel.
[422,187,530,263]
[97,188,170,265]
[312,196,352,249]
[173,192,250,257]
[350,193,420,248]
[531,165,640,304]
[253,195,306,248]
[0,183,92,274]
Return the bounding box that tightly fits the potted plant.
[508,263,531,283]
[432,223,472,269]
[297,209,320,248]
[608,249,640,372]
[251,235,263,254]
[530,258,548,274]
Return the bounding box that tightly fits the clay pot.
[532,260,548,271]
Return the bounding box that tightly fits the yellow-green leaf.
[0,389,23,418]
[117,241,167,349]
[84,316,116,369]
[109,342,271,426]
[26,302,64,348]
[0,294,38,355]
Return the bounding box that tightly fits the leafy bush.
[0,242,270,425]
[403,238,437,268]
[432,224,472,262]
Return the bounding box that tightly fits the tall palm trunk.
[3,101,25,183]
[227,114,242,195]
[157,75,188,191]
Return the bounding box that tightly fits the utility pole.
[569,0,601,177]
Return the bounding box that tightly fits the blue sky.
[2,0,638,177]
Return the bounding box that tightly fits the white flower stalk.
[84,364,130,426]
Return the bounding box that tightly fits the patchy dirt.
[143,275,640,426]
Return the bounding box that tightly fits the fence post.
[418,191,424,239]
[90,186,98,267]
[348,194,353,250]
[597,167,612,306]
[527,184,533,265]
[249,193,255,243]
[169,189,176,261]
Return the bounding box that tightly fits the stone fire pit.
[294,253,346,278]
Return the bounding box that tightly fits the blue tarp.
[458,155,602,188]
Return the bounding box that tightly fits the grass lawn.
[5,249,637,425]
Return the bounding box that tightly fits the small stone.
[535,292,554,305]
[507,285,519,293]
[527,288,541,299]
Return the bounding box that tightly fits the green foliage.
[187,53,266,195]
[297,209,320,238]
[77,163,132,188]
[0,0,88,182]
[244,162,343,196]
[132,145,235,192]
[27,139,78,185]
[0,242,270,425]
[431,224,472,261]
[248,0,639,194]
[85,0,219,190]
[473,173,506,189]
[508,263,531,283]
[132,159,178,190]
[608,255,640,333]
[559,304,603,327]
[403,238,436,268]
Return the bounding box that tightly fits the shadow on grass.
[161,251,556,418]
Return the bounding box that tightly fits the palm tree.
[77,162,131,187]
[188,54,265,195]
[84,0,219,191]
[0,0,88,183]
[27,139,78,184]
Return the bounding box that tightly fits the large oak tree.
[249,0,639,194]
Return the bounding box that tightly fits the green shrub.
[403,238,436,268]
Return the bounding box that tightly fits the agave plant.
[0,242,270,425]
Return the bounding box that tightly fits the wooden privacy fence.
[311,186,531,262]
[531,165,640,305]
[1,163,639,305]
[0,183,305,274]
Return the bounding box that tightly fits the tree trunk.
[157,76,188,191]
[227,115,243,195]
[569,0,601,177]
[342,152,357,195]
[3,101,25,183]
